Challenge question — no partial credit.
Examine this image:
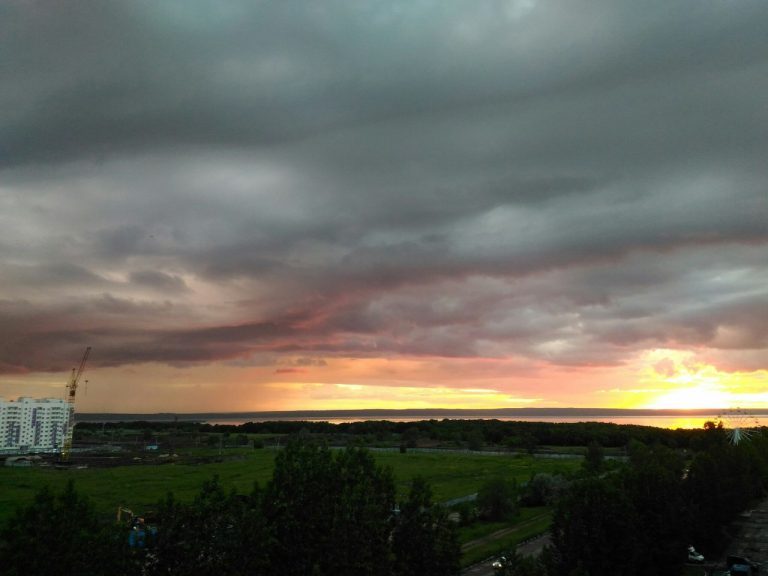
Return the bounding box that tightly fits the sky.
[1,0,767,413]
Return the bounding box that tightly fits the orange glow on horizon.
[265,381,541,411]
[2,348,766,414]
[634,349,768,410]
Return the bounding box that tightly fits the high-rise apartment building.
[0,397,69,454]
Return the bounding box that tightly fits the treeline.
[509,424,768,576]
[0,441,459,576]
[77,418,717,450]
[211,419,708,448]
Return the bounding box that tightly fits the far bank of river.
[78,409,768,430]
[204,414,768,430]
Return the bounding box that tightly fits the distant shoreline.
[75,407,767,423]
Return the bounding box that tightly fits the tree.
[520,473,569,507]
[477,477,519,521]
[0,482,134,576]
[392,477,461,576]
[620,442,688,576]
[402,427,420,448]
[684,440,766,555]
[263,441,339,576]
[263,441,396,576]
[467,430,484,451]
[324,448,396,576]
[549,477,640,576]
[521,433,538,455]
[583,440,605,474]
[148,477,268,576]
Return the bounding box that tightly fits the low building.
[0,397,69,454]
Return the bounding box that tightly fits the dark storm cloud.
[4,1,768,166]
[1,0,767,375]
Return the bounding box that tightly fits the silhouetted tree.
[148,477,268,576]
[684,440,767,554]
[392,476,460,576]
[263,441,396,576]
[324,448,396,576]
[621,442,687,576]
[549,477,640,576]
[263,441,339,575]
[582,440,605,474]
[0,482,134,576]
[520,473,569,507]
[477,477,519,521]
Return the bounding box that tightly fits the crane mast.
[61,346,91,461]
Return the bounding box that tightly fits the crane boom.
[61,346,91,461]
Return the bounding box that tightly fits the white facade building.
[0,397,69,454]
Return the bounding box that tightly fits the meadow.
[0,448,578,525]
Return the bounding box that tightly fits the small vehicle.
[687,545,705,563]
[492,555,515,574]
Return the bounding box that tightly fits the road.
[461,533,550,576]
[726,496,768,564]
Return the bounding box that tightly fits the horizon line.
[75,406,767,418]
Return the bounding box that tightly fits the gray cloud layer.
[1,0,766,376]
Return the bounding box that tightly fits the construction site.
[0,347,91,459]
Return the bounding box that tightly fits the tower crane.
[60,346,91,461]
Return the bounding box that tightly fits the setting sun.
[637,350,768,410]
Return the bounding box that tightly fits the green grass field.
[375,451,576,501]
[0,451,277,523]
[0,449,578,525]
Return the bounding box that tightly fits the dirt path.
[461,512,550,553]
